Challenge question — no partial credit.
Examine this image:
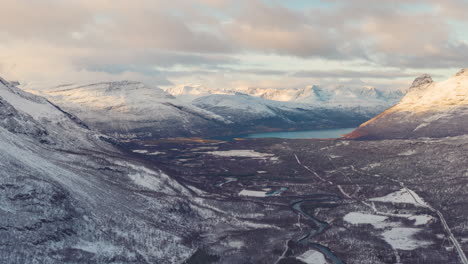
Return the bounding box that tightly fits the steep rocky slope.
[0,77,203,263]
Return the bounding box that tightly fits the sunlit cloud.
[0,0,467,89]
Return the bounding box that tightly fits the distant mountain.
[26,81,230,139]
[193,93,380,133]
[166,84,404,108]
[0,77,202,263]
[345,69,468,139]
[23,81,404,139]
[166,84,234,102]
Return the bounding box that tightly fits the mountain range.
[24,82,403,139]
[166,83,403,106]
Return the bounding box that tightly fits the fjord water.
[217,127,356,140]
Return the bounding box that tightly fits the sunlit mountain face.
[3,1,468,264]
[346,69,468,139]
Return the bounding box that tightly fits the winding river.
[291,194,345,264]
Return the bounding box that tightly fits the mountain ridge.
[345,69,468,139]
[0,76,206,263]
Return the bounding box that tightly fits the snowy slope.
[0,77,205,263]
[345,69,468,139]
[25,81,229,139]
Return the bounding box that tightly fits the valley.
[120,135,468,263]
[3,1,468,263]
[2,69,468,263]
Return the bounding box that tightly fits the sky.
[1,0,468,90]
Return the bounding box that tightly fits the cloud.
[76,51,237,73]
[293,70,425,79]
[0,0,466,89]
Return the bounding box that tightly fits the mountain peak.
[454,68,468,77]
[409,74,433,89]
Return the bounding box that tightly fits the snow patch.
[132,149,148,154]
[204,150,276,160]
[344,212,393,229]
[296,250,328,264]
[148,151,165,155]
[382,227,433,250]
[239,189,267,197]
[75,240,122,256]
[369,188,428,207]
[227,240,244,249]
[398,150,417,156]
[408,215,434,226]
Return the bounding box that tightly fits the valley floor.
[121,136,468,264]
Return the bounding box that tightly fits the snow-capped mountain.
[165,84,404,136]
[0,77,205,263]
[25,81,230,139]
[193,93,379,133]
[23,81,403,139]
[345,69,468,139]
[234,85,403,106]
[166,84,235,102]
[166,84,404,107]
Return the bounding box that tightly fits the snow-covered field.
[204,150,278,160]
[344,212,393,229]
[344,211,434,250]
[239,189,268,197]
[382,227,433,250]
[296,250,328,264]
[369,188,428,207]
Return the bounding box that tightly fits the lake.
[216,127,356,140]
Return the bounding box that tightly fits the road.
[294,153,468,264]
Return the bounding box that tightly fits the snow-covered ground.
[296,250,328,264]
[344,211,434,251]
[344,212,393,229]
[381,227,433,250]
[203,150,277,160]
[369,188,428,207]
[239,189,268,197]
